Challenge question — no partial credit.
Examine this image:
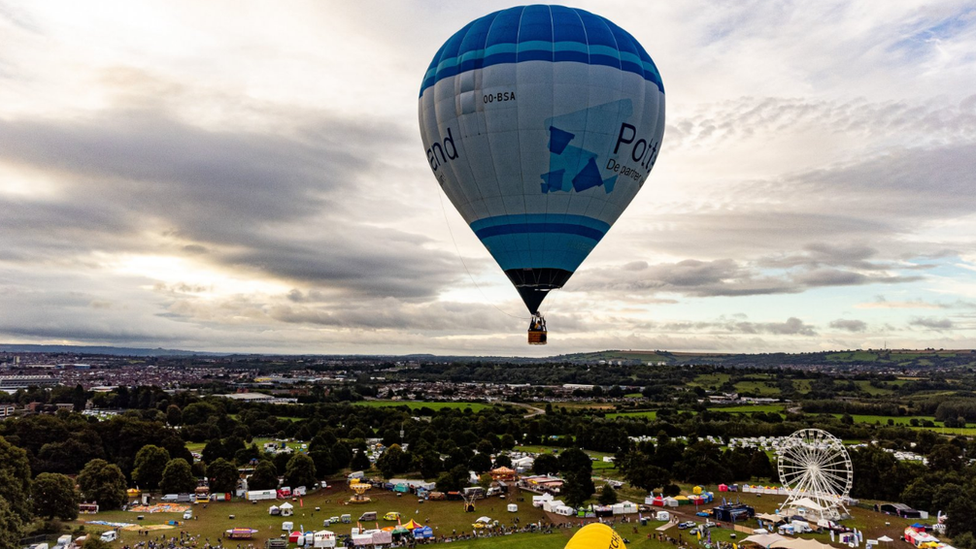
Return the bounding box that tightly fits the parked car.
[183,510,193,520]
[678,522,697,530]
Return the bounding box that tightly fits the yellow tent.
[402,520,423,530]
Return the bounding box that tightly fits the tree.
[208,458,239,494]
[33,472,79,521]
[0,435,32,524]
[78,459,127,510]
[469,452,492,474]
[350,450,371,471]
[376,445,410,479]
[748,450,774,480]
[558,448,593,477]
[132,445,171,490]
[248,461,278,491]
[493,454,513,469]
[435,465,469,492]
[598,483,618,505]
[0,499,25,549]
[478,473,493,490]
[165,404,182,427]
[285,453,317,489]
[160,458,196,495]
[561,470,595,509]
[532,453,560,476]
[927,444,962,472]
[82,536,113,549]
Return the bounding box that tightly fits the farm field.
[354,401,491,413]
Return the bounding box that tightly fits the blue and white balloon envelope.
[419,5,665,314]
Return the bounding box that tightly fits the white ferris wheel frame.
[776,428,853,521]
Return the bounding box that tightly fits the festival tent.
[313,530,337,549]
[674,496,690,505]
[533,494,554,508]
[772,538,835,549]
[757,513,787,525]
[289,531,306,544]
[401,520,422,530]
[280,502,294,517]
[646,495,664,506]
[507,504,518,513]
[352,534,373,546]
[662,497,679,508]
[612,501,638,515]
[718,484,729,492]
[372,531,393,544]
[413,526,434,539]
[282,521,294,531]
[269,505,281,516]
[743,534,788,547]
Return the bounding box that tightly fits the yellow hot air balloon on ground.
[565,523,627,549]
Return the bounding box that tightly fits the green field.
[354,401,490,412]
[733,381,781,396]
[709,404,785,414]
[604,410,657,420]
[187,437,308,455]
[76,483,551,547]
[689,373,731,388]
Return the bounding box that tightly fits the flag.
[398,515,403,526]
[358,522,362,532]
[300,498,304,508]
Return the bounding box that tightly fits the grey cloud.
[830,319,868,332]
[658,316,817,336]
[0,104,458,301]
[570,256,917,299]
[910,317,954,331]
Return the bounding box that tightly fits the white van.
[100,530,118,542]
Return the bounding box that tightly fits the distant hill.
[0,344,226,357]
[552,349,976,368]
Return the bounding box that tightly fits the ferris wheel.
[777,428,853,521]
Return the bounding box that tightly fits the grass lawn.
[707,405,785,414]
[75,484,551,547]
[354,401,491,413]
[187,437,308,455]
[605,410,658,420]
[852,380,894,395]
[689,373,732,388]
[733,381,781,396]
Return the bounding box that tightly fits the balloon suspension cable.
[436,190,529,320]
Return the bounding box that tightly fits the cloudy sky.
[1,1,974,356]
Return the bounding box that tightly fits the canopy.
[789,498,826,511]
[476,517,492,523]
[878,536,894,543]
[772,539,835,549]
[402,519,422,530]
[743,534,788,547]
[280,502,294,509]
[757,513,788,524]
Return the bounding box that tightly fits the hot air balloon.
[564,523,628,549]
[419,5,665,344]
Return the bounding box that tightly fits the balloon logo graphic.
[419,5,665,342]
